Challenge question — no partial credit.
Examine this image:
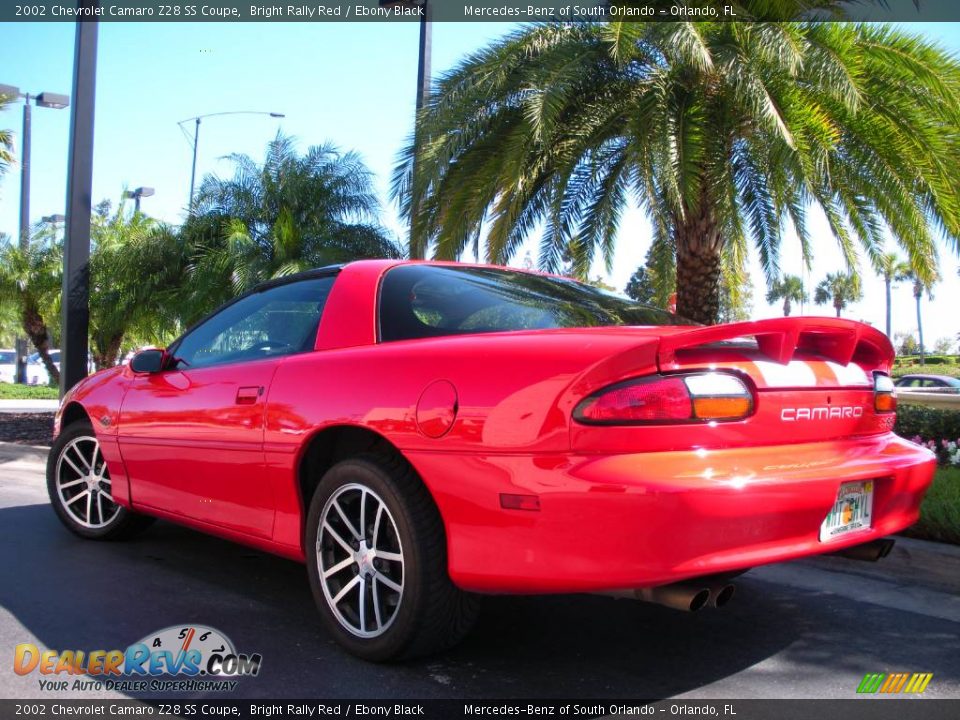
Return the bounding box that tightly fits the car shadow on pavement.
[3,501,954,700]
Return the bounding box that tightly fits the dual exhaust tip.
[635,579,735,613]
[625,538,896,612]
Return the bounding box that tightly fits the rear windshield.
[379,265,686,342]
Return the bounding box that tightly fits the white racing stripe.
[752,360,819,387]
[825,361,871,386]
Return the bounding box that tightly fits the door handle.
[236,386,263,405]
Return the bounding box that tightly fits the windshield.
[0,352,14,364]
[379,265,689,342]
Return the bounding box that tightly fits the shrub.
[892,364,960,379]
[0,384,59,400]
[902,468,960,545]
[895,404,960,466]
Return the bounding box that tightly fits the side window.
[172,276,335,370]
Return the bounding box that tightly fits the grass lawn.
[904,467,960,545]
[0,383,59,400]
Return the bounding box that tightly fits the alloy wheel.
[54,436,120,529]
[316,483,405,639]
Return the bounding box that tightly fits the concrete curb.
[0,399,59,414]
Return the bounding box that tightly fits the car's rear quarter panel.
[263,329,658,552]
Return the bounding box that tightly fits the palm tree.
[0,89,15,180]
[87,199,189,369]
[814,272,862,318]
[0,231,62,384]
[394,12,960,324]
[872,252,913,339]
[766,275,807,316]
[187,133,401,317]
[905,268,941,365]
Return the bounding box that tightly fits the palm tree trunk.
[674,210,722,325]
[783,297,791,317]
[21,303,60,386]
[92,334,124,371]
[916,292,925,366]
[884,278,892,337]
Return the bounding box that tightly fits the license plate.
[819,480,874,542]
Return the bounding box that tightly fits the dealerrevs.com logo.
[14,625,261,693]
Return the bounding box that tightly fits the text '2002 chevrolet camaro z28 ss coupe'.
[48,260,935,661]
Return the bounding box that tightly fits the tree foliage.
[766,274,807,316]
[88,199,188,369]
[0,229,62,382]
[185,133,401,319]
[814,271,862,317]
[0,89,15,181]
[872,250,913,337]
[394,11,960,324]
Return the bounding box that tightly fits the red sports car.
[48,260,935,661]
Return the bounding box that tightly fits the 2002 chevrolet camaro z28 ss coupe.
[48,260,935,660]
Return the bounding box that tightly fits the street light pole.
[0,84,70,383]
[123,186,155,213]
[19,97,30,253]
[179,110,284,209]
[15,98,31,385]
[188,116,200,207]
[416,1,432,113]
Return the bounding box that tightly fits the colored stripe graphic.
[857,673,885,693]
[905,673,934,693]
[856,672,932,694]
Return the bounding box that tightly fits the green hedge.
[902,468,960,545]
[896,355,956,365]
[918,356,953,365]
[892,364,960,379]
[895,404,960,466]
[0,384,60,400]
[895,404,960,440]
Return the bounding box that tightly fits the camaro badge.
[781,406,864,421]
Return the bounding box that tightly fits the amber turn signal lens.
[875,392,897,413]
[874,374,896,413]
[692,396,753,420]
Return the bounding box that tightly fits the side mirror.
[130,349,166,374]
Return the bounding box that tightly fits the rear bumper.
[408,433,936,593]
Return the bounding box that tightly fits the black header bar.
[3,1,959,23]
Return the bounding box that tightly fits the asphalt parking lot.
[1,443,959,701]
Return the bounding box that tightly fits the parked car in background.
[26,350,60,386]
[0,349,16,384]
[894,374,960,393]
[25,350,96,386]
[48,260,936,661]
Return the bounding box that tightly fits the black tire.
[305,453,479,661]
[46,420,154,540]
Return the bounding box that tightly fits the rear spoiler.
[657,317,894,372]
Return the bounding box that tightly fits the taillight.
[574,373,754,425]
[874,373,897,413]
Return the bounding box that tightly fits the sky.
[0,19,958,350]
